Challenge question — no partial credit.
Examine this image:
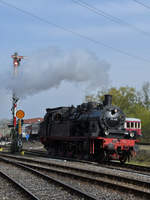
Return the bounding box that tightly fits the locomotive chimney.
[103,94,112,106]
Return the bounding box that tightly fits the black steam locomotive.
[39,95,137,163]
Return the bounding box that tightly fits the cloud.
[0,89,11,119]
[3,47,110,98]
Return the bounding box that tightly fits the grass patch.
[129,149,150,166]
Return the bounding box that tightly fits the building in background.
[0,119,11,140]
[22,118,43,139]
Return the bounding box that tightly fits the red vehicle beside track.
[125,118,142,138]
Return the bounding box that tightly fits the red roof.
[23,118,43,124]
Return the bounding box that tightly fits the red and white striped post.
[13,102,17,127]
[11,52,24,129]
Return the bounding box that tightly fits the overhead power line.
[132,0,150,10]
[72,0,150,38]
[0,0,150,63]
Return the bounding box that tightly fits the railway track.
[0,153,150,199]
[23,149,150,175]
[0,170,39,200]
[0,155,96,200]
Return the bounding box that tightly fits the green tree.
[141,82,150,109]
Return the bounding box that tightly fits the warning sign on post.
[16,110,25,119]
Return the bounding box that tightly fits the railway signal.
[10,52,25,153]
[11,52,25,67]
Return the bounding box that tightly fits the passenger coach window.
[135,123,137,128]
[138,123,141,128]
[127,122,130,128]
[131,122,134,128]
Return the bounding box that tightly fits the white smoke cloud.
[2,47,110,98]
[0,89,11,119]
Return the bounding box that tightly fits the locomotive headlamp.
[130,132,134,138]
[105,130,109,135]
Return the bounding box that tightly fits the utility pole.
[10,52,25,153]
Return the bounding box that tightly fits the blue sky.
[0,0,150,119]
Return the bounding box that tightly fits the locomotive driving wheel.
[97,150,108,163]
[119,154,127,164]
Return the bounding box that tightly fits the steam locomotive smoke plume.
[6,47,110,97]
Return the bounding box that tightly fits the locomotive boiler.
[39,95,138,163]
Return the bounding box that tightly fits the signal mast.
[11,52,25,152]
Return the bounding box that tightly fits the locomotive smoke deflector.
[103,94,112,106]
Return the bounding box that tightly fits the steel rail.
[0,154,150,199]
[23,149,150,171]
[24,149,150,176]
[0,156,97,200]
[17,160,150,195]
[0,170,40,200]
[4,150,150,176]
[109,161,150,173]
